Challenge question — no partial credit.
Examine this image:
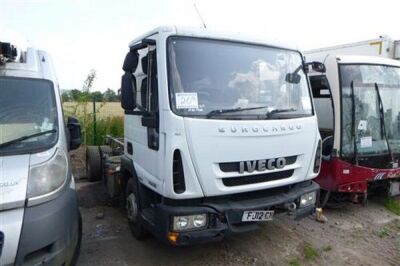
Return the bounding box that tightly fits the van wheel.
[126,178,147,240]
[86,146,101,182]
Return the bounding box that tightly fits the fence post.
[93,98,96,145]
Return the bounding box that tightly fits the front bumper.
[148,181,319,245]
[0,187,81,266]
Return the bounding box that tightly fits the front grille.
[219,155,297,173]
[0,232,4,257]
[222,169,294,187]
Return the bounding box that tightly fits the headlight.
[172,214,207,231]
[299,192,317,208]
[27,149,69,204]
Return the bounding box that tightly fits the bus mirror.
[309,62,326,73]
[121,72,136,110]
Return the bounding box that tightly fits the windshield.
[0,77,58,155]
[167,37,313,119]
[340,64,400,168]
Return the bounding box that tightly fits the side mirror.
[121,72,136,110]
[67,116,81,150]
[285,73,301,84]
[306,61,326,73]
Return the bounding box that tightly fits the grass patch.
[322,245,332,252]
[288,259,301,266]
[304,244,319,260]
[376,228,390,238]
[384,197,400,215]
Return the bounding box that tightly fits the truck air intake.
[173,150,186,194]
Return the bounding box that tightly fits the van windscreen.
[0,77,58,155]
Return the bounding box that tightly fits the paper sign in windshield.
[360,136,372,148]
[358,120,367,131]
[176,93,199,109]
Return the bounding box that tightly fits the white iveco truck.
[0,42,82,265]
[88,26,322,245]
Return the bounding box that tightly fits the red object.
[316,157,400,193]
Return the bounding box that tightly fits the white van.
[0,42,82,265]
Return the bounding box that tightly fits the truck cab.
[118,26,321,245]
[0,42,82,265]
[306,53,400,204]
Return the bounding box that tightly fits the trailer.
[87,26,323,245]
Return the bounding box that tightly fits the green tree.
[92,91,104,101]
[103,88,118,102]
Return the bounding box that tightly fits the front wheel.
[126,178,148,240]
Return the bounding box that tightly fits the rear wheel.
[126,178,148,240]
[86,146,101,182]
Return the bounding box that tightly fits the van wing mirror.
[305,61,326,73]
[121,72,136,110]
[67,116,81,150]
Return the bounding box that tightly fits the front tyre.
[126,178,148,240]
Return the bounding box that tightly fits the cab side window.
[133,46,158,112]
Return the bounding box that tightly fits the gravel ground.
[70,148,400,266]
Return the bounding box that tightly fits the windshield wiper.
[265,108,297,118]
[206,105,269,118]
[0,129,57,149]
[374,83,395,165]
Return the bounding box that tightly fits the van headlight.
[27,149,69,205]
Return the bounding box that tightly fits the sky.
[1,0,400,92]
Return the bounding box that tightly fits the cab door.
[124,42,162,190]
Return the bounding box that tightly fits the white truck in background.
[306,36,400,60]
[0,42,82,265]
[86,26,322,246]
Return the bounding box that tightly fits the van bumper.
[148,181,319,245]
[14,187,81,266]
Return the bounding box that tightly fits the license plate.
[242,210,274,222]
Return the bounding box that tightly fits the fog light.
[172,214,208,231]
[300,192,316,208]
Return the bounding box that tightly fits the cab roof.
[128,25,298,51]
